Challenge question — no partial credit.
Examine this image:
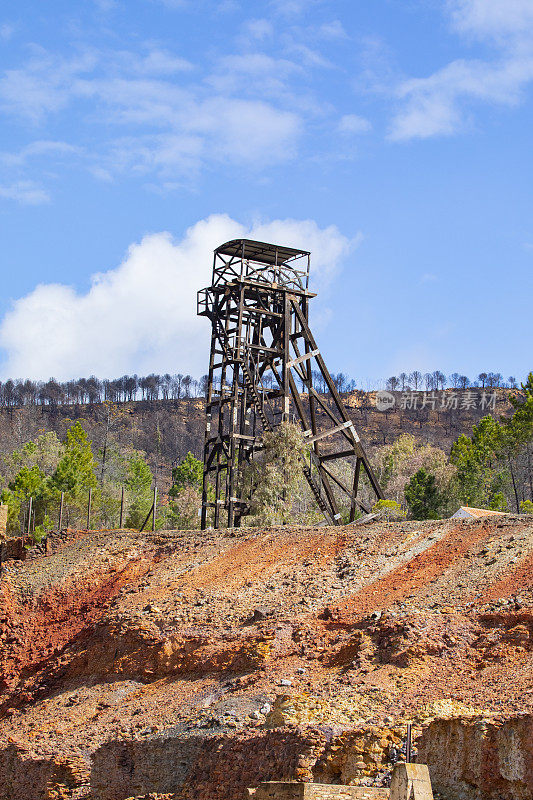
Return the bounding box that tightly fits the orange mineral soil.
[0,516,532,800]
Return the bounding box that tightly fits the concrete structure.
[248,765,433,800]
[389,764,433,800]
[247,783,389,800]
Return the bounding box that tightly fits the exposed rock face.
[0,517,532,800]
[92,729,325,800]
[418,714,533,800]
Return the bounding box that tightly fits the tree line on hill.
[385,371,517,391]
[0,371,356,408]
[0,369,516,409]
[0,374,207,407]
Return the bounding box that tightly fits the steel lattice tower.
[197,239,384,529]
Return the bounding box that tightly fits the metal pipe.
[406,723,412,763]
[119,486,124,528]
[86,488,92,530]
[58,491,64,532]
[27,497,33,536]
[152,486,157,532]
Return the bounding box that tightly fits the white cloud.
[201,98,300,163]
[93,0,118,10]
[0,180,49,205]
[389,0,533,140]
[140,0,240,11]
[103,133,202,178]
[127,49,194,75]
[216,1,240,12]
[0,46,304,187]
[0,214,354,380]
[448,0,533,40]
[0,140,82,167]
[99,96,300,177]
[318,20,348,40]
[338,114,372,134]
[389,54,533,140]
[288,43,334,69]
[152,0,188,8]
[0,49,97,123]
[269,0,325,18]
[269,0,307,17]
[208,53,301,96]
[241,19,274,41]
[0,14,351,194]
[249,217,357,294]
[0,24,14,41]
[107,98,300,169]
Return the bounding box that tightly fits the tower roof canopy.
[216,238,310,266]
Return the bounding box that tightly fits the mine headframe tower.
[197,238,384,529]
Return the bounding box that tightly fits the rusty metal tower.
[197,239,383,529]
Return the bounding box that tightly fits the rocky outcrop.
[418,714,533,800]
[92,729,325,800]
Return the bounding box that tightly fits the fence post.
[58,491,64,532]
[152,486,157,532]
[119,486,124,529]
[27,496,33,537]
[406,723,412,763]
[86,488,92,530]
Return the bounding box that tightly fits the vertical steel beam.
[282,293,291,422]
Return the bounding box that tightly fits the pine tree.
[169,452,203,498]
[51,421,97,494]
[404,468,446,519]
[124,453,153,529]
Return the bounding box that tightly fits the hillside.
[0,389,514,486]
[1,514,532,799]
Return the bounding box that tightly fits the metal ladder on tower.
[302,455,333,523]
[241,359,271,432]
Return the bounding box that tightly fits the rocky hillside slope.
[0,514,532,800]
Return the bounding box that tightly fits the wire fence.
[17,485,159,542]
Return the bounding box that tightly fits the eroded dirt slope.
[0,515,532,800]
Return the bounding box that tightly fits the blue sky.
[0,0,531,386]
